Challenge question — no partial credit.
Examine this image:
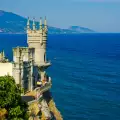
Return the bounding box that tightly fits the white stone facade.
[0,63,13,76]
[12,47,36,91]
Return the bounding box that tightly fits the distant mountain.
[0,10,94,34]
[69,26,94,33]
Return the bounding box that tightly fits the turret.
[40,17,42,30]
[44,16,47,31]
[33,18,36,31]
[39,17,43,44]
[2,50,5,60]
[0,50,9,62]
[27,17,30,30]
[42,17,48,47]
[27,17,31,34]
[0,50,5,61]
[0,51,3,62]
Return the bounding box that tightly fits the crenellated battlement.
[27,17,47,35]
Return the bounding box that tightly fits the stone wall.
[0,63,12,76]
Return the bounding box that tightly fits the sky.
[0,0,120,32]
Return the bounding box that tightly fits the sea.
[0,33,120,120]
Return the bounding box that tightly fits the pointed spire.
[2,50,5,59]
[27,17,30,30]
[39,17,42,29]
[44,16,47,28]
[33,17,36,30]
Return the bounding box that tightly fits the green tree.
[0,76,28,120]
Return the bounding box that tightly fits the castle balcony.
[35,81,52,95]
[23,80,52,105]
[36,61,51,68]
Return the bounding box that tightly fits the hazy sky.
[0,0,120,32]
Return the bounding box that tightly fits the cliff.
[27,91,63,120]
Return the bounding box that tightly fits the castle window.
[44,53,46,62]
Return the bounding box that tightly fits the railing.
[27,82,52,105]
[35,82,52,93]
[35,60,51,67]
[45,60,51,64]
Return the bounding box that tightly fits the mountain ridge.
[0,10,95,34]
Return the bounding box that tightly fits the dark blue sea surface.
[0,33,120,120]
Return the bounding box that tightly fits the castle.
[0,17,51,92]
[0,17,63,120]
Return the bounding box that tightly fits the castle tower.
[27,17,51,68]
[27,17,51,82]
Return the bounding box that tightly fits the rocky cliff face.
[27,91,63,120]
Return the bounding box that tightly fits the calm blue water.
[0,33,120,120]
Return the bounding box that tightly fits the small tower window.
[44,53,46,62]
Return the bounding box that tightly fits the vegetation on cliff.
[0,76,28,120]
